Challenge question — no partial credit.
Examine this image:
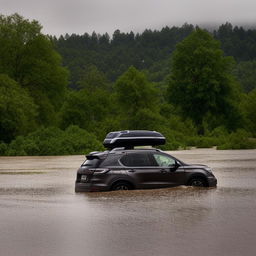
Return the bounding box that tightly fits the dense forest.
[0,14,256,156]
[54,22,256,92]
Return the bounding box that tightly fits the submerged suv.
[75,148,217,192]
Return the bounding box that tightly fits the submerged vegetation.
[0,14,256,155]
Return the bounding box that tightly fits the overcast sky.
[1,0,256,36]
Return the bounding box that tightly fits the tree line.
[0,14,255,156]
[54,22,256,93]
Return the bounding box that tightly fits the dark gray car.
[75,148,217,192]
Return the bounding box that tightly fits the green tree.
[59,88,115,136]
[115,66,161,129]
[0,13,68,125]
[168,28,241,133]
[0,74,37,143]
[115,67,158,111]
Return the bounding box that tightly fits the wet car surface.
[0,149,256,256]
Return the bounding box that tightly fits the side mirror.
[175,160,180,168]
[169,161,180,172]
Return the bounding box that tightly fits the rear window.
[120,153,152,167]
[82,158,101,167]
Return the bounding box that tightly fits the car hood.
[183,164,209,169]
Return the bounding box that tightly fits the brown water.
[0,149,256,256]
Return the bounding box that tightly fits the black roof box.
[103,130,165,149]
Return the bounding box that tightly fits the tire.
[188,177,207,187]
[111,181,132,191]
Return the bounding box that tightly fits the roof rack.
[110,147,127,151]
[109,147,163,153]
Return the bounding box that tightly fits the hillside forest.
[0,14,256,155]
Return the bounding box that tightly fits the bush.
[64,125,104,154]
[217,129,256,149]
[0,142,8,155]
[186,136,216,148]
[6,126,104,156]
[157,127,186,150]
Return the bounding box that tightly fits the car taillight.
[80,175,88,182]
[93,168,110,174]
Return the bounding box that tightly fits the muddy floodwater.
[0,149,256,256]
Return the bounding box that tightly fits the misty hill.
[54,22,256,91]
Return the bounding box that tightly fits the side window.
[100,155,120,167]
[153,154,176,167]
[120,153,152,167]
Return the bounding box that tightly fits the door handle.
[128,169,135,172]
[160,169,167,173]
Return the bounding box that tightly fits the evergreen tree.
[77,65,110,90]
[234,61,256,92]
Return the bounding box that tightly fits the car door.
[150,152,185,187]
[121,152,170,189]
